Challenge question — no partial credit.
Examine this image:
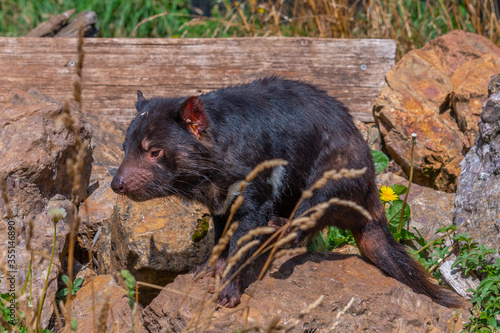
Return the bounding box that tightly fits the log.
[0,37,396,123]
[54,11,98,38]
[25,9,76,37]
[439,255,480,299]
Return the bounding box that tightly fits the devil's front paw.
[194,255,227,278]
[217,280,243,308]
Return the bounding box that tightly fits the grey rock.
[453,74,500,249]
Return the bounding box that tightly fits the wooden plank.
[0,37,396,123]
[439,255,480,299]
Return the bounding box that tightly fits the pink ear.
[179,96,209,140]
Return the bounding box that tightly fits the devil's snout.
[111,174,128,194]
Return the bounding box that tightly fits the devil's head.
[111,91,213,201]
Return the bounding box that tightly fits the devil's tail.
[352,211,465,308]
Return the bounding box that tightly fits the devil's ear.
[136,90,147,111]
[178,96,209,140]
[137,90,146,102]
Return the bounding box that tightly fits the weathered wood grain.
[0,37,395,123]
[439,255,480,300]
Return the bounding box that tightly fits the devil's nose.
[111,175,127,194]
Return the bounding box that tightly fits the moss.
[191,213,210,242]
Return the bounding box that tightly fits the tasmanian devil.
[111,76,463,308]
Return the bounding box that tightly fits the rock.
[71,274,146,332]
[374,30,500,192]
[0,89,92,217]
[354,120,382,151]
[143,252,469,332]
[377,172,455,241]
[453,75,500,249]
[80,178,213,303]
[451,54,500,147]
[84,113,127,183]
[0,90,93,329]
[332,244,360,255]
[25,196,76,327]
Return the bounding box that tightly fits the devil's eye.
[150,149,161,158]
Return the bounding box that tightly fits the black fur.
[112,77,464,308]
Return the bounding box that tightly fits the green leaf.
[308,231,327,252]
[390,184,408,195]
[61,274,69,285]
[386,200,411,226]
[56,289,68,298]
[325,227,355,250]
[73,278,83,289]
[435,225,457,234]
[371,150,389,174]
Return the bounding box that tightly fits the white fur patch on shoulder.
[214,165,286,215]
[268,165,285,198]
[214,180,243,215]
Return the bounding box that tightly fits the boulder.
[70,274,147,332]
[377,172,456,241]
[80,178,213,303]
[354,120,382,151]
[453,75,500,249]
[0,89,92,217]
[0,89,93,329]
[143,252,469,332]
[84,113,127,183]
[374,30,500,192]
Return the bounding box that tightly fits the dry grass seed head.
[328,297,355,330]
[193,275,222,332]
[208,221,239,267]
[245,159,288,183]
[51,299,64,331]
[303,167,367,199]
[96,293,111,332]
[327,197,372,220]
[229,195,245,216]
[26,218,34,250]
[273,232,298,248]
[236,226,276,247]
[284,295,324,333]
[0,175,13,218]
[274,247,307,260]
[222,239,260,278]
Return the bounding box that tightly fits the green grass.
[0,0,191,38]
[1,0,499,58]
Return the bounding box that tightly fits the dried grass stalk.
[222,240,260,278]
[236,226,276,247]
[96,293,111,332]
[208,221,239,267]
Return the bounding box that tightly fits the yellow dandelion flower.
[380,186,398,202]
[258,7,265,14]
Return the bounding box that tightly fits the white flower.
[49,207,67,223]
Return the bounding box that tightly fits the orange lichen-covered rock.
[374,30,500,192]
